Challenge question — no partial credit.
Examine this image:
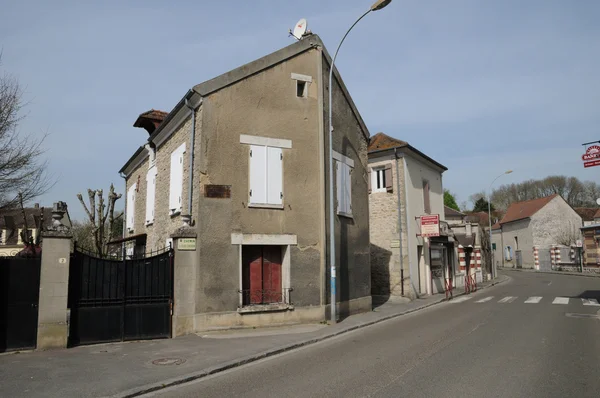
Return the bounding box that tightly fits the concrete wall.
[323,52,371,310]
[368,155,410,298]
[196,48,324,314]
[500,219,533,267]
[531,196,582,249]
[403,153,445,295]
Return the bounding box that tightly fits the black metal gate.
[68,247,173,347]
[0,256,41,352]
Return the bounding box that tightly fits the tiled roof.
[492,221,501,230]
[499,194,558,225]
[574,207,598,221]
[0,206,54,245]
[133,109,168,134]
[368,132,408,152]
[444,206,465,218]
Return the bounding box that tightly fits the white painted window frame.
[169,143,186,216]
[371,166,387,193]
[333,151,354,218]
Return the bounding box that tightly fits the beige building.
[492,194,582,268]
[368,133,455,300]
[118,34,371,332]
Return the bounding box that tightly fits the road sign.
[576,239,583,248]
[420,215,440,237]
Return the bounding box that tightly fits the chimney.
[133,109,168,135]
[34,203,39,209]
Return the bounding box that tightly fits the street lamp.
[328,0,391,324]
[488,170,512,279]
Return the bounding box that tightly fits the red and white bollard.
[555,246,561,265]
[458,245,466,273]
[533,246,540,270]
[550,247,556,269]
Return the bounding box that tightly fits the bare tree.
[554,220,582,247]
[77,184,122,255]
[0,54,53,210]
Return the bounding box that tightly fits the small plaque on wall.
[390,240,400,248]
[205,185,231,198]
[178,238,197,251]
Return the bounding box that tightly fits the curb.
[501,268,600,278]
[112,275,509,398]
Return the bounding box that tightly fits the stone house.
[445,207,487,283]
[0,205,68,256]
[444,206,466,223]
[492,194,582,268]
[368,132,455,300]
[574,207,600,227]
[118,34,371,333]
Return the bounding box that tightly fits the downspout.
[402,156,419,299]
[394,148,404,296]
[184,98,198,222]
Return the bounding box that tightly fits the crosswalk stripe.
[525,296,542,304]
[475,297,494,303]
[450,296,473,303]
[552,297,569,305]
[498,296,517,303]
[582,298,600,306]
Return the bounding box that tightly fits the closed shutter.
[423,180,431,214]
[126,183,136,231]
[344,163,352,214]
[249,249,263,304]
[249,145,267,204]
[385,164,393,193]
[336,161,343,214]
[267,147,283,205]
[262,246,282,303]
[368,169,372,194]
[145,166,157,224]
[169,143,185,214]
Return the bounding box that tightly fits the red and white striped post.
[533,246,540,270]
[458,245,466,273]
[555,245,561,266]
[550,247,556,269]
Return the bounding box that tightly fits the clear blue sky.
[2,0,599,219]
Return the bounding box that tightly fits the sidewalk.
[501,267,600,278]
[0,275,509,398]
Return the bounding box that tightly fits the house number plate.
[178,238,197,251]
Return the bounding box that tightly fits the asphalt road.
[147,271,600,398]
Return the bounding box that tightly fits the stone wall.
[368,156,411,298]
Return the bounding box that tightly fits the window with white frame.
[169,143,186,215]
[370,165,393,193]
[146,166,157,225]
[126,183,137,232]
[334,151,354,217]
[240,134,291,208]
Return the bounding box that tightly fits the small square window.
[296,80,307,98]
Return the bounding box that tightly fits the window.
[242,245,283,305]
[169,143,186,215]
[126,183,137,232]
[514,236,519,251]
[296,80,307,97]
[505,246,513,261]
[249,144,283,207]
[334,151,354,217]
[370,165,392,193]
[423,180,431,214]
[146,166,157,225]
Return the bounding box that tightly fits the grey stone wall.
[531,196,582,249]
[500,219,534,267]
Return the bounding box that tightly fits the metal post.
[487,197,494,279]
[328,9,371,324]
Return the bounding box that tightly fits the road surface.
[147,271,600,398]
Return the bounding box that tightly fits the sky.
[1,0,599,219]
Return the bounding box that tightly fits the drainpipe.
[394,148,404,296]
[184,98,198,223]
[402,156,419,299]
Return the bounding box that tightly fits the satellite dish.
[291,18,307,40]
[596,198,600,206]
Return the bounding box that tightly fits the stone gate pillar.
[171,226,198,337]
[37,202,72,349]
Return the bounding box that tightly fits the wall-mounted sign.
[420,215,440,237]
[582,145,600,168]
[178,238,197,251]
[390,240,400,248]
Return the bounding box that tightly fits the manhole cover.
[152,358,186,366]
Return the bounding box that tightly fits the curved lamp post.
[328,0,392,324]
[488,170,512,279]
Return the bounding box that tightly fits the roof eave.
[368,145,448,171]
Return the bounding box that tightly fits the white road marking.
[525,296,543,304]
[450,296,473,303]
[475,297,494,303]
[498,296,517,303]
[552,297,569,305]
[582,298,600,306]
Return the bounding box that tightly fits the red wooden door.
[262,246,282,303]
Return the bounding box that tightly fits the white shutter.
[345,164,352,215]
[336,161,343,214]
[127,183,136,231]
[267,147,283,205]
[249,145,267,204]
[146,166,157,224]
[169,143,185,214]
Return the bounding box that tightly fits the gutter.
[369,145,447,172]
[402,155,419,299]
[394,148,404,296]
